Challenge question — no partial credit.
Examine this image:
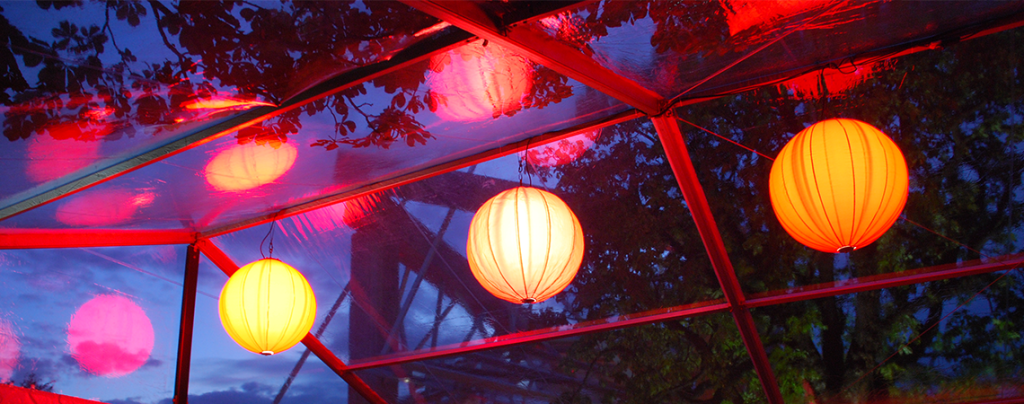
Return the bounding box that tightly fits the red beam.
[200,109,643,239]
[651,115,784,404]
[747,253,1024,308]
[302,335,387,404]
[401,1,665,115]
[0,229,196,249]
[173,245,201,404]
[347,301,730,371]
[193,239,386,404]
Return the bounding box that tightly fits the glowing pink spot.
[25,134,103,184]
[428,41,533,122]
[525,130,600,168]
[182,97,275,111]
[55,189,153,227]
[725,0,829,36]
[67,295,154,378]
[0,318,20,383]
[782,61,888,100]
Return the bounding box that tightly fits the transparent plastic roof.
[2,1,1023,404]
[531,1,1024,101]
[0,40,628,231]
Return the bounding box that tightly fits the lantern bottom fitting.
[261,350,275,356]
[521,298,537,304]
[838,246,855,253]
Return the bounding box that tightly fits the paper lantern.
[467,187,585,304]
[205,141,297,192]
[67,295,154,377]
[219,258,316,355]
[428,40,532,122]
[769,118,909,253]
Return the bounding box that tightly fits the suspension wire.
[259,219,277,259]
[675,116,776,162]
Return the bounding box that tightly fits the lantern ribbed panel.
[218,258,316,355]
[769,119,909,253]
[467,187,585,304]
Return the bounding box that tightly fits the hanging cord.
[259,220,277,259]
[519,137,534,188]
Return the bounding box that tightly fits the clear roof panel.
[351,314,762,404]
[528,1,1024,101]
[0,1,441,212]
[0,39,629,231]
[0,245,185,403]
[751,270,1024,403]
[673,26,1024,294]
[207,118,726,369]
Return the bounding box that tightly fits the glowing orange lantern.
[769,118,909,253]
[467,187,585,304]
[205,141,297,192]
[219,258,316,355]
[428,40,532,122]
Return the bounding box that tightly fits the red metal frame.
[400,1,665,116]
[200,109,642,239]
[172,245,201,404]
[651,114,784,404]
[746,253,1024,308]
[335,251,1020,372]
[0,229,196,249]
[192,239,387,404]
[346,301,731,371]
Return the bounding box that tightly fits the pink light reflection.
[67,295,154,378]
[524,130,600,168]
[25,131,104,184]
[55,189,154,227]
[0,318,20,383]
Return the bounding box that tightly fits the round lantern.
[205,141,298,192]
[769,118,909,253]
[467,187,585,304]
[428,40,533,122]
[219,258,316,355]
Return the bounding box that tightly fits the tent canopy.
[1,1,1023,404]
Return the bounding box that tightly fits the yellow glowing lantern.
[769,118,909,253]
[219,258,316,355]
[205,141,297,192]
[467,187,585,304]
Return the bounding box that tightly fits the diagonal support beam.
[193,239,387,404]
[346,251,1023,372]
[172,244,201,404]
[401,0,665,115]
[200,109,642,239]
[651,114,784,404]
[0,229,196,249]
